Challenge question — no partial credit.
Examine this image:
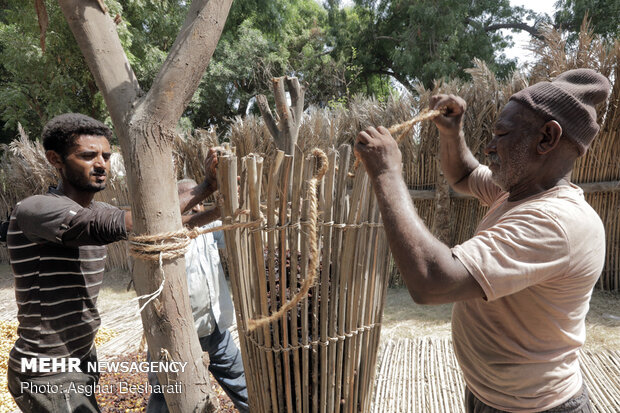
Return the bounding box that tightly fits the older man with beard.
[355,68,610,413]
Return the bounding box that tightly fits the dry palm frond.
[8,124,57,192]
[527,23,569,81]
[173,127,220,183]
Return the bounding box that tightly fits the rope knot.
[186,228,201,240]
[311,148,328,180]
[128,229,192,262]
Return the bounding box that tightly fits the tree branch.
[59,0,141,131]
[141,0,234,127]
[95,0,107,13]
[273,77,293,153]
[375,69,416,93]
[286,77,304,132]
[34,0,49,53]
[256,94,281,146]
[376,35,399,41]
[485,22,541,38]
[256,76,305,154]
[463,15,542,39]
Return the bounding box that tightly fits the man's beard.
[63,168,107,193]
[489,142,529,193]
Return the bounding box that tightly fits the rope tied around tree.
[128,209,261,314]
[127,148,329,320]
[128,213,258,262]
[247,148,328,331]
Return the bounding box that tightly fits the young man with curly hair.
[5,113,219,412]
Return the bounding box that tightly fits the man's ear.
[45,150,64,170]
[537,120,562,154]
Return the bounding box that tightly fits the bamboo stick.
[319,149,338,413]
[327,145,351,411]
[239,157,268,411]
[368,222,391,410]
[217,155,259,411]
[267,151,285,413]
[358,196,380,412]
[289,145,305,412]
[347,176,372,413]
[299,156,313,413]
[336,169,367,412]
[278,155,295,412]
[247,155,279,412]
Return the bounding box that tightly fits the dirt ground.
[380,285,620,350]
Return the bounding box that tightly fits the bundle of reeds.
[216,145,391,412]
[0,128,56,263]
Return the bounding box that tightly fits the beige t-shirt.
[451,165,605,412]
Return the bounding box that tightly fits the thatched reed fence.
[1,25,618,290]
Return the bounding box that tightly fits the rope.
[128,211,261,314]
[389,107,446,144]
[321,221,383,229]
[245,323,380,353]
[247,148,328,331]
[353,106,447,170]
[130,253,166,315]
[129,209,258,260]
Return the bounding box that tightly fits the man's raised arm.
[430,94,479,195]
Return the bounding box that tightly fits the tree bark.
[58,1,233,411]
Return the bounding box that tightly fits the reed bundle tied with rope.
[216,145,392,413]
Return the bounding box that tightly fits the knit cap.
[510,68,610,155]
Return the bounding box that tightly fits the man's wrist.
[371,168,403,188]
[439,129,464,141]
[206,179,216,194]
[201,177,217,195]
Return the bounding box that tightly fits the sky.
[503,0,559,65]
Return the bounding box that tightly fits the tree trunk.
[58,1,233,411]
